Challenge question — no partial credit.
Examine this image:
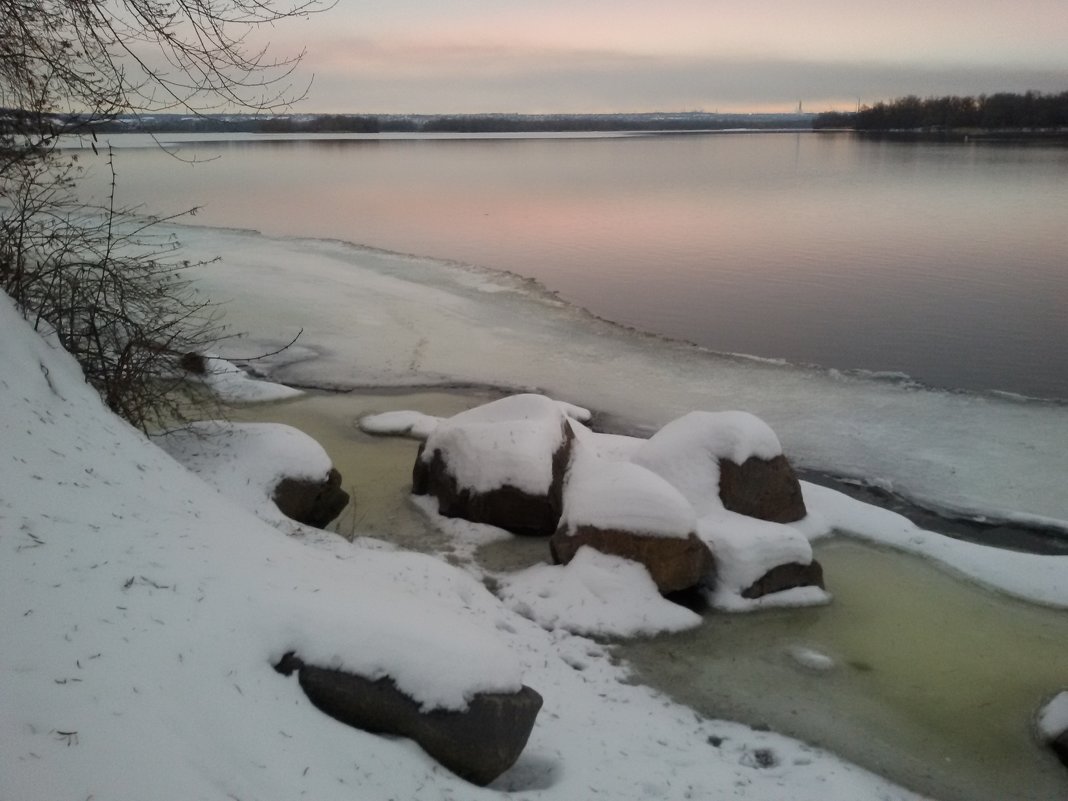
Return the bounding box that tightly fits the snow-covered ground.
[6,213,1068,799]
[1,290,933,796]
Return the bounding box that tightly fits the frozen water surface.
[178,224,1068,526]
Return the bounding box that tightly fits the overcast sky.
[272,0,1068,114]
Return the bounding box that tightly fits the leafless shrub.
[1,0,327,429]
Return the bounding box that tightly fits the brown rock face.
[275,653,543,786]
[412,422,573,537]
[718,454,807,523]
[550,525,715,594]
[272,467,350,529]
[740,560,825,599]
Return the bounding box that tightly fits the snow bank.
[0,296,521,793]
[154,420,333,527]
[800,481,1068,608]
[498,547,702,637]
[1,294,930,800]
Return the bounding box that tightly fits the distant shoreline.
[848,129,1068,144]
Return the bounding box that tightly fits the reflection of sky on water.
[84,133,1068,399]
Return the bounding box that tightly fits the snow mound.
[560,453,698,539]
[199,356,303,402]
[154,420,333,527]
[800,481,1068,608]
[0,295,528,799]
[360,409,442,439]
[498,547,702,637]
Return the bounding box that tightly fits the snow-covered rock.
[155,420,349,529]
[551,452,713,593]
[633,410,805,522]
[413,394,582,535]
[275,652,543,786]
[699,510,826,610]
[499,546,702,637]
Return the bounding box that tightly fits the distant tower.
[797,100,803,113]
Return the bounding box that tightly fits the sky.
[262,0,1068,114]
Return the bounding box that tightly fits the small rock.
[272,467,350,528]
[413,411,573,536]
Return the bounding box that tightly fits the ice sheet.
[170,224,1068,525]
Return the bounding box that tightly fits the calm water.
[90,132,1068,399]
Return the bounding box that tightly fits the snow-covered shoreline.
[163,222,1068,528]
[6,212,1068,799]
[1,289,938,798]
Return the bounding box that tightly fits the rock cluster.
[414,397,823,603]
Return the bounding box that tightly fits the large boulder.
[412,394,578,536]
[718,454,806,524]
[632,410,806,522]
[550,459,714,594]
[275,653,542,786]
[273,467,350,529]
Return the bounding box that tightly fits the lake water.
[87,132,1068,400]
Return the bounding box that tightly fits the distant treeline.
[412,113,811,133]
[2,110,814,136]
[814,91,1068,132]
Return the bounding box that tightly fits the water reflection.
[80,132,1068,398]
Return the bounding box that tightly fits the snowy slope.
[0,295,926,800]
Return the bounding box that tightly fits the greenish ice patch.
[620,539,1068,801]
